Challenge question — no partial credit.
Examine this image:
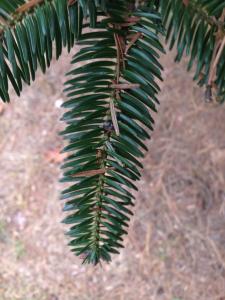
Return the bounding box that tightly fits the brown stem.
[125,32,143,54]
[15,0,45,14]
[71,167,115,178]
[111,83,140,90]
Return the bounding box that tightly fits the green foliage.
[0,0,224,264]
[161,0,225,101]
[61,2,163,264]
[0,0,87,101]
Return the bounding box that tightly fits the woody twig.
[109,24,127,137]
[110,13,142,137]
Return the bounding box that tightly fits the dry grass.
[0,49,225,300]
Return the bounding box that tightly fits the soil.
[0,48,225,300]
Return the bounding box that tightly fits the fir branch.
[61,2,163,264]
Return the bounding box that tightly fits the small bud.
[103,120,114,132]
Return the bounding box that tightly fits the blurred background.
[0,47,225,300]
